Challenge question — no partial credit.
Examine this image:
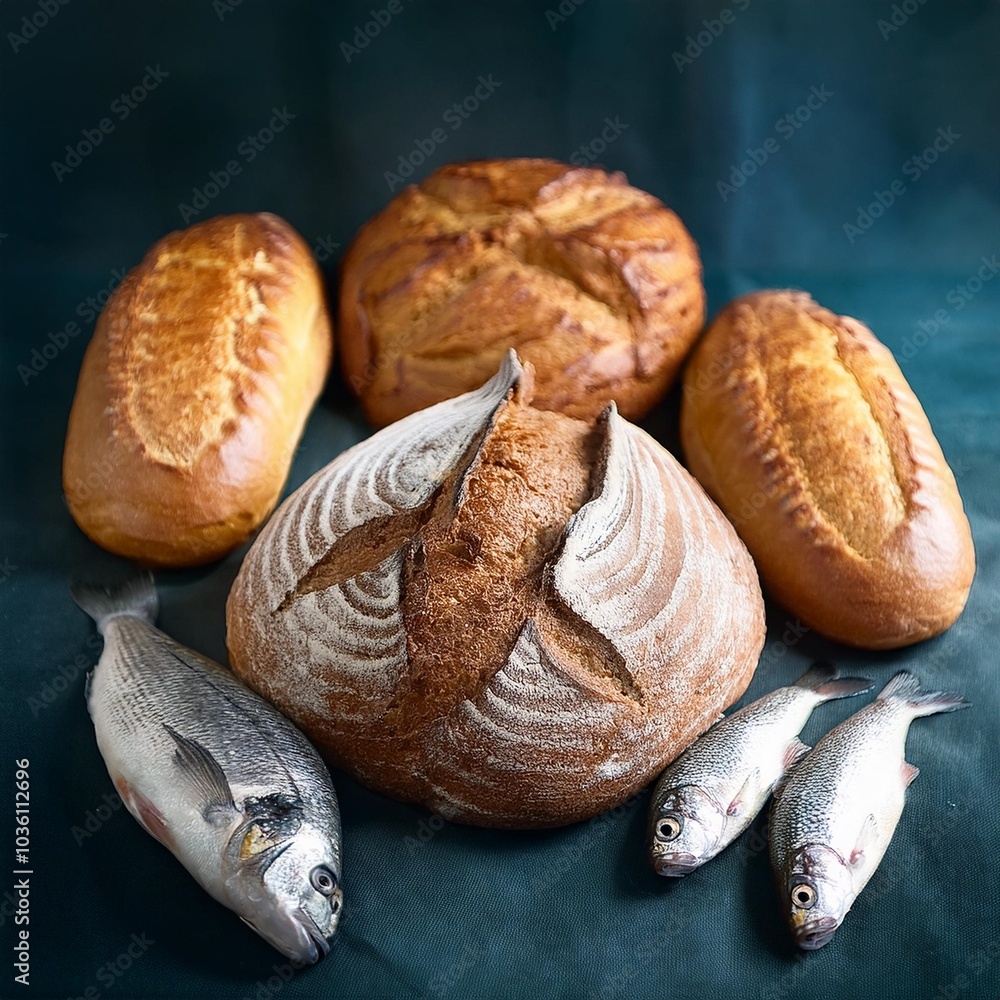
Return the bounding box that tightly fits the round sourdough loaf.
[338,158,704,426]
[63,213,332,567]
[681,290,975,649]
[226,352,765,827]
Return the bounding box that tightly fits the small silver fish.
[770,671,969,950]
[648,663,871,876]
[73,576,343,964]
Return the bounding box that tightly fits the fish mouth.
[296,910,333,965]
[794,916,840,951]
[652,852,702,877]
[243,908,333,965]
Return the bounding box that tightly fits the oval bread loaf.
[681,290,975,649]
[227,352,765,828]
[339,158,705,426]
[63,213,332,567]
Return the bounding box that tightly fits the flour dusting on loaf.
[227,352,765,827]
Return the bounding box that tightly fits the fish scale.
[648,663,872,876]
[98,621,301,800]
[769,671,969,950]
[773,700,910,856]
[73,576,344,965]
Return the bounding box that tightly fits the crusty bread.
[63,213,332,567]
[681,290,975,649]
[226,352,765,828]
[339,158,704,426]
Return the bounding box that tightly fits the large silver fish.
[73,576,343,964]
[648,663,871,876]
[770,671,969,950]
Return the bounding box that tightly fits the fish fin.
[727,769,762,817]
[902,761,920,787]
[70,574,158,634]
[163,724,237,823]
[769,741,811,802]
[782,738,811,771]
[877,672,970,717]
[794,662,872,701]
[850,813,879,866]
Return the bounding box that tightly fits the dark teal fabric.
[2,2,998,998]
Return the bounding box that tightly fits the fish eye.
[310,866,338,896]
[791,883,816,909]
[655,816,683,842]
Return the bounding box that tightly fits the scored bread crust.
[339,158,705,426]
[680,290,975,649]
[63,213,332,567]
[227,352,765,828]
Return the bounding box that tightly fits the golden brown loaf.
[339,158,705,426]
[63,213,332,567]
[227,352,765,828]
[681,290,975,649]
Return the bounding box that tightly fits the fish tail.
[70,574,159,634]
[794,662,872,701]
[876,671,970,717]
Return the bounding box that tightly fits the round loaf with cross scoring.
[338,158,705,426]
[226,353,765,827]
